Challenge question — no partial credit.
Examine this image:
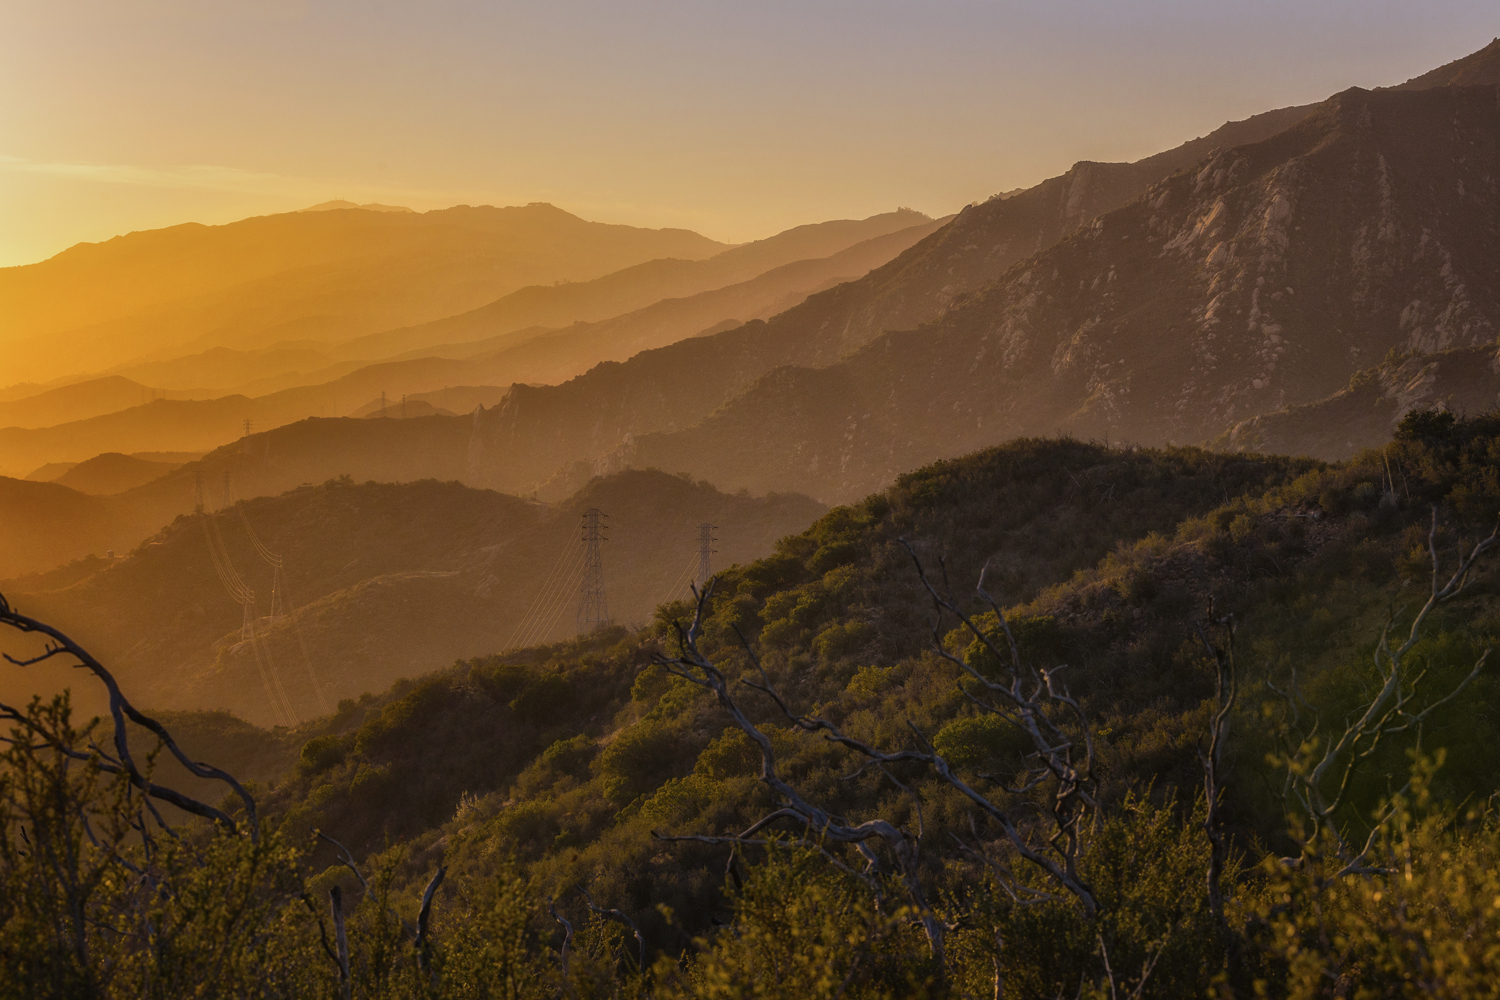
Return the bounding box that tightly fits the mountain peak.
[297,199,414,214]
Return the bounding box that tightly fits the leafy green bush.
[298,734,346,774]
[597,718,689,805]
[932,714,1026,770]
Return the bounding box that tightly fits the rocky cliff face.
[1217,344,1500,460]
[606,86,1500,501]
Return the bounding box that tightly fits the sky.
[1,0,1496,268]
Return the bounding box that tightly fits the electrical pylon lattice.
[696,522,717,589]
[577,507,609,633]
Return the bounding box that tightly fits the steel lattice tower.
[696,522,717,590]
[577,508,609,633]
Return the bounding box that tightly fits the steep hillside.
[246,435,1326,920]
[1390,35,1500,89]
[602,85,1500,502]
[0,203,725,385]
[448,42,1500,499]
[461,107,1329,494]
[4,471,824,726]
[1218,343,1500,459]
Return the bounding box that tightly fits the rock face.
[1218,345,1500,460]
[606,85,1500,501]
[466,104,1320,494]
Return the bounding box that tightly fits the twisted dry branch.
[0,592,259,839]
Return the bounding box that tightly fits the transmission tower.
[696,522,717,590]
[577,508,609,633]
[193,470,205,513]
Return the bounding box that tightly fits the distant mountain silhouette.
[0,203,725,384]
[15,209,931,399]
[0,376,168,429]
[3,471,824,724]
[0,415,473,576]
[50,452,187,496]
[0,219,946,475]
[332,209,937,365]
[297,200,414,213]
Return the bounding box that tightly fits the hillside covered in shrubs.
[8,413,1500,996]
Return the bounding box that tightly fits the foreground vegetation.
[7,412,1500,996]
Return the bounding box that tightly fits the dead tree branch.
[1276,509,1499,872]
[1193,601,1236,929]
[0,593,258,839]
[578,886,645,971]
[652,581,950,959]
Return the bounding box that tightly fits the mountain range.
[0,210,940,476]
[0,203,726,385]
[2,37,1499,719]
[463,46,1500,502]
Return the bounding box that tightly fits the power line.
[194,475,298,726]
[577,508,609,634]
[697,522,718,589]
[233,480,332,715]
[502,530,584,652]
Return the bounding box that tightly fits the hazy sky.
[1,0,1495,267]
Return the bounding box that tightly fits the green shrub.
[932,714,1027,770]
[812,619,874,661]
[299,734,346,774]
[510,673,572,721]
[541,733,596,776]
[694,728,762,780]
[597,718,687,804]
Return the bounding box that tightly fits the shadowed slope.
[4,471,824,725]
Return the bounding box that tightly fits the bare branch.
[578,886,645,972]
[0,594,259,839]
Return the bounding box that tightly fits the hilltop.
[3,470,824,725]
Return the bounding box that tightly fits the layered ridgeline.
[52,412,1500,995]
[2,469,823,726]
[0,212,940,476]
[459,105,1321,496]
[462,45,1500,502]
[0,415,478,577]
[596,84,1500,501]
[0,203,725,386]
